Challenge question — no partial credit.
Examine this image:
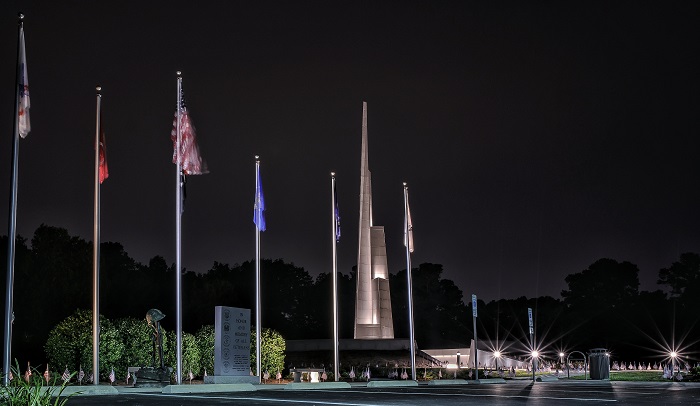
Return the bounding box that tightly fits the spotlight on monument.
[494,351,501,371]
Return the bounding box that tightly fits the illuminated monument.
[354,101,395,339]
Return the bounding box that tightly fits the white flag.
[18,25,30,138]
[404,189,414,253]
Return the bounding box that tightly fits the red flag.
[171,92,206,175]
[99,132,109,184]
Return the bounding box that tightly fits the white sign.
[472,294,477,317]
[527,308,534,335]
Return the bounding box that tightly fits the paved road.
[66,381,700,405]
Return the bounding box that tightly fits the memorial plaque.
[214,306,250,376]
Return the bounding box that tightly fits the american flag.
[125,370,130,385]
[17,25,30,138]
[24,362,31,382]
[8,371,13,381]
[171,89,206,176]
[78,366,85,384]
[188,370,194,383]
[43,365,50,384]
[109,368,115,385]
[99,131,109,184]
[62,367,70,383]
[87,372,93,383]
[204,368,207,377]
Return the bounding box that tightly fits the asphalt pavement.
[63,380,700,405]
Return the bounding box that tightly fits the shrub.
[250,328,285,376]
[163,330,200,380]
[195,325,214,377]
[113,317,154,379]
[44,309,123,381]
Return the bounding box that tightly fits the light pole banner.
[528,307,533,335]
[472,294,477,317]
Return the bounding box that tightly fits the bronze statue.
[134,309,170,387]
[146,308,166,369]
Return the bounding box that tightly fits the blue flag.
[254,164,266,231]
[334,182,341,242]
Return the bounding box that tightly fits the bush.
[250,328,285,376]
[113,317,154,379]
[163,330,199,380]
[196,325,214,377]
[44,309,123,381]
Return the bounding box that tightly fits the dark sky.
[1,1,699,302]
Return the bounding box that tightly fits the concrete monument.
[204,306,258,384]
[354,102,394,339]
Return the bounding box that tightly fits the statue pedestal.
[134,367,171,388]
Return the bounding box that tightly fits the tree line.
[1,224,698,366]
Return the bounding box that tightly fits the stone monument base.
[204,375,260,384]
[134,366,171,388]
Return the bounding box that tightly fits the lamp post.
[494,351,501,373]
[670,351,677,378]
[456,352,461,379]
[531,350,539,382]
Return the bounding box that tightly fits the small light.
[670,351,677,358]
[559,352,564,358]
[605,352,610,357]
[531,351,539,358]
[494,351,501,358]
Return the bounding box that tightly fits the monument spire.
[354,102,394,339]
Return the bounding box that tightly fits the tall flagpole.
[3,14,25,385]
[175,71,183,385]
[92,86,102,384]
[331,173,339,381]
[255,156,262,383]
[403,182,416,381]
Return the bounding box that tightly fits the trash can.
[589,348,610,380]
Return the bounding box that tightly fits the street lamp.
[531,350,539,382]
[670,351,678,377]
[494,351,501,372]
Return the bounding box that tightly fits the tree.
[658,252,700,306]
[391,263,469,348]
[560,258,642,355]
[561,258,640,312]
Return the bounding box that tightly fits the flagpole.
[403,182,416,381]
[92,86,102,385]
[3,14,25,385]
[331,172,339,381]
[255,156,262,383]
[175,71,183,385]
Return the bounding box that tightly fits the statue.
[146,308,166,369]
[134,309,171,387]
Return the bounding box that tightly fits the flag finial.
[331,172,335,177]
[403,182,407,187]
[255,155,260,161]
[18,13,24,21]
[96,85,101,94]
[176,70,182,77]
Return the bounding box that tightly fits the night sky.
[1,1,698,302]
